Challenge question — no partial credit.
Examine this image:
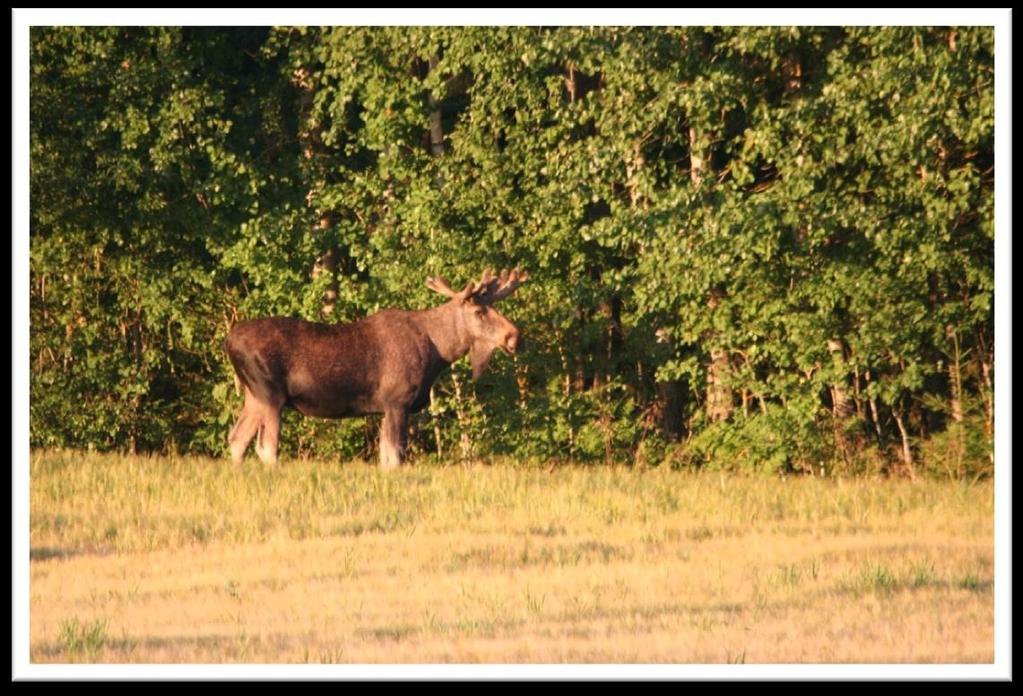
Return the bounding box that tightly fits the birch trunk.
[893,405,915,479]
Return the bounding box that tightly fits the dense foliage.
[29,26,994,477]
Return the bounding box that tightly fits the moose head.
[425,267,529,380]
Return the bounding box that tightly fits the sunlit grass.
[29,450,994,663]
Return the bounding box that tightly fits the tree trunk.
[689,126,706,187]
[864,369,885,446]
[428,54,446,157]
[851,360,865,420]
[450,370,473,464]
[948,327,964,425]
[691,124,730,424]
[294,65,339,319]
[893,404,915,479]
[429,385,443,458]
[657,379,684,441]
[827,339,854,420]
[592,295,622,391]
[827,338,855,460]
[979,349,994,471]
[555,330,572,397]
[311,227,339,319]
[947,326,965,478]
[572,304,589,392]
[706,348,733,423]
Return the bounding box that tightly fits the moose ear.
[470,342,496,382]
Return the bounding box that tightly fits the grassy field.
[28,450,994,664]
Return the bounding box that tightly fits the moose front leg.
[379,408,408,470]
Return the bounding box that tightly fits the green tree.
[29,26,994,476]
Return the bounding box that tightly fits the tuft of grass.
[909,559,938,588]
[313,647,345,664]
[357,624,420,642]
[686,525,714,542]
[775,563,804,587]
[840,563,899,597]
[840,558,972,597]
[58,617,108,661]
[958,572,989,592]
[528,523,566,537]
[524,586,547,616]
[867,564,898,596]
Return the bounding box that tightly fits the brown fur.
[225,272,526,468]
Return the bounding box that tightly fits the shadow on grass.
[30,547,80,562]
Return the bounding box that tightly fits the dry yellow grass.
[29,451,993,664]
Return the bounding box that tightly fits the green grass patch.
[58,617,109,661]
[30,450,994,558]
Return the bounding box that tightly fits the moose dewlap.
[225,268,528,469]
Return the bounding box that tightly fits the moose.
[225,268,528,468]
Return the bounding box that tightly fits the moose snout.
[504,330,522,354]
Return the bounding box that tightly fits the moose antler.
[425,276,476,301]
[472,267,529,305]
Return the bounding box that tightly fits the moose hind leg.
[379,408,408,470]
[228,411,259,464]
[255,406,282,466]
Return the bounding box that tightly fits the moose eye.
[474,307,486,318]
